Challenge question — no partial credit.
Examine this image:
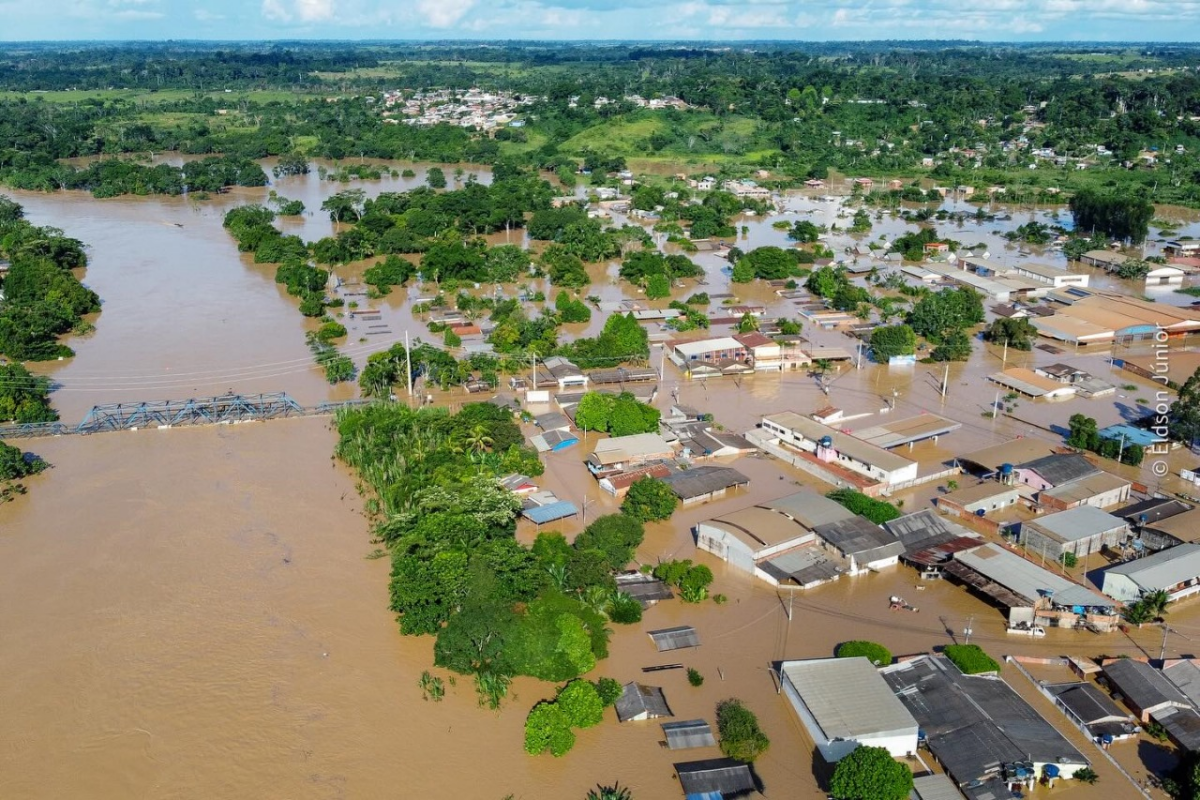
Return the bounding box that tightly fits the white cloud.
[296,0,334,21]
[417,0,476,27]
[261,0,291,20]
[194,8,225,20]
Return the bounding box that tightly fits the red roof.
[734,332,775,348]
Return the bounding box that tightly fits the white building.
[759,412,919,486]
[1008,261,1090,289]
[1102,544,1200,604]
[780,657,919,763]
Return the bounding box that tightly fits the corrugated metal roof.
[1041,471,1129,504]
[1103,659,1186,713]
[953,544,1114,609]
[1154,705,1200,751]
[521,501,578,524]
[1164,660,1200,708]
[1107,544,1200,593]
[662,719,717,750]
[760,489,855,529]
[912,774,966,800]
[759,546,844,587]
[649,626,701,652]
[615,683,672,722]
[1026,505,1126,542]
[1044,682,1130,725]
[1018,454,1098,486]
[781,657,918,740]
[814,517,906,563]
[675,759,755,796]
[660,466,750,500]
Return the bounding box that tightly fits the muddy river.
[2,162,1197,798]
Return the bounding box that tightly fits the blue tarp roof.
[523,501,579,524]
[686,794,723,800]
[1098,424,1159,448]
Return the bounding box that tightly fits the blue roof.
[686,794,723,800]
[1098,424,1159,448]
[523,501,579,524]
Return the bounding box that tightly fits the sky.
[0,0,1197,42]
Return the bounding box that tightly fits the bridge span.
[0,393,370,440]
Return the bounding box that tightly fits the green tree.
[716,698,770,763]
[574,514,645,571]
[1067,413,1101,451]
[0,364,58,423]
[574,392,615,433]
[556,679,605,728]
[737,312,760,333]
[621,478,679,522]
[930,329,972,362]
[984,317,1038,350]
[1142,589,1172,620]
[829,745,913,800]
[0,441,48,480]
[835,641,892,666]
[427,166,447,189]
[524,701,575,756]
[595,677,623,707]
[645,273,671,300]
[869,325,916,361]
[585,784,633,800]
[731,259,755,283]
[1073,767,1099,785]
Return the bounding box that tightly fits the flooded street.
[2,163,1199,798]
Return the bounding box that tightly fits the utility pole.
[1118,432,1127,464]
[1160,624,1171,663]
[941,364,949,399]
[405,330,414,401]
[1002,338,1009,367]
[964,615,975,645]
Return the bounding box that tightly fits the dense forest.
[0,41,1198,206]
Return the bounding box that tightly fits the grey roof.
[1103,659,1189,715]
[814,516,906,563]
[1106,544,1200,592]
[1152,705,1200,753]
[1041,471,1129,505]
[615,683,673,722]
[1165,661,1200,708]
[885,510,981,559]
[912,774,967,800]
[761,488,855,529]
[661,719,717,750]
[614,572,673,606]
[759,546,845,587]
[530,429,579,452]
[649,626,701,652]
[1044,682,1131,725]
[1153,705,1200,751]
[1018,453,1099,486]
[675,758,756,796]
[660,466,750,500]
[1025,505,1127,543]
[961,779,1018,800]
[781,657,918,740]
[881,655,1088,785]
[522,501,578,524]
[1119,498,1193,525]
[535,411,572,431]
[953,544,1114,609]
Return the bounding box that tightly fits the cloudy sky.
[0,0,1195,41]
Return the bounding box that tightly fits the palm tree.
[586,784,633,800]
[1124,600,1154,628]
[1143,589,1172,621]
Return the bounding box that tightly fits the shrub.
[607,592,643,624]
[687,668,704,687]
[594,677,623,707]
[830,745,913,800]
[943,644,1000,675]
[825,489,902,524]
[835,641,893,666]
[716,699,770,762]
[556,679,605,729]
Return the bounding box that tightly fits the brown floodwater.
[3,165,1198,798]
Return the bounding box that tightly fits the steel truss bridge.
[0,393,370,440]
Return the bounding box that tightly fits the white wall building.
[781,657,919,763]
